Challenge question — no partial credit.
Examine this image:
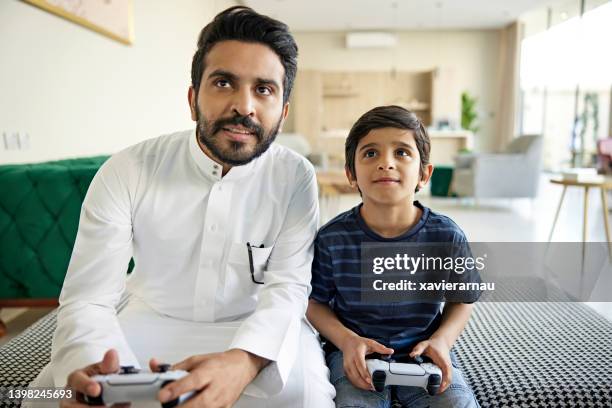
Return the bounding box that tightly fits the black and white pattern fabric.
[455,302,612,408]
[1,301,611,407]
[0,310,56,408]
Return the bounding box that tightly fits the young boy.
[307,106,481,408]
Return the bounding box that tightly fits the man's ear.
[417,163,434,190]
[188,86,197,121]
[278,103,290,132]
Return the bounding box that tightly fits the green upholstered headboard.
[0,156,109,300]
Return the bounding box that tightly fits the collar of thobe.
[189,129,258,181]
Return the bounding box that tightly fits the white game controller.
[83,365,194,407]
[366,358,443,395]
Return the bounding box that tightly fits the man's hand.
[410,336,452,393]
[152,349,268,408]
[60,349,121,408]
[339,334,394,391]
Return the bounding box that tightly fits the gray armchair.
[452,135,543,198]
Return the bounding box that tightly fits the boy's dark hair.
[345,105,430,189]
[191,6,298,104]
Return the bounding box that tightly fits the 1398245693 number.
[1,387,73,402]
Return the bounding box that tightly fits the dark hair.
[191,6,298,104]
[345,105,430,185]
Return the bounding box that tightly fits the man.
[30,6,335,408]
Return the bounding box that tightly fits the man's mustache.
[212,115,264,141]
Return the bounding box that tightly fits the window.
[519,0,612,170]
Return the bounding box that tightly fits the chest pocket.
[225,242,273,308]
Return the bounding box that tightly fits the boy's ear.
[345,166,357,188]
[417,163,434,191]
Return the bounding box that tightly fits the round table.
[549,176,612,257]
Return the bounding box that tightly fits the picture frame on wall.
[23,0,134,45]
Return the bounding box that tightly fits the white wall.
[291,30,502,152]
[0,0,236,164]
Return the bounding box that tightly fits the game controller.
[83,365,194,407]
[366,357,442,396]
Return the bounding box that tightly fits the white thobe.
[33,129,334,406]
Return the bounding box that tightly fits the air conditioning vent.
[345,32,398,48]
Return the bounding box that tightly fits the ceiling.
[243,0,565,31]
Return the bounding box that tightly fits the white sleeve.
[51,153,140,387]
[228,161,319,397]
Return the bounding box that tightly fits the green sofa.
[0,156,109,314]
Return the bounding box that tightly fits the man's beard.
[195,102,282,166]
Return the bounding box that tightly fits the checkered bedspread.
[1,302,611,407]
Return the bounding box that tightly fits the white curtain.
[496,21,523,151]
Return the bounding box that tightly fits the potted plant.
[461,91,480,136]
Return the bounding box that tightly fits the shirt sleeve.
[228,160,319,397]
[50,153,140,387]
[309,233,336,304]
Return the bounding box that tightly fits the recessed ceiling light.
[560,11,568,20]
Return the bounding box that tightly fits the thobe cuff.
[228,314,301,397]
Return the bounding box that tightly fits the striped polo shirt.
[310,201,476,356]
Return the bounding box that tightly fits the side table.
[549,176,612,258]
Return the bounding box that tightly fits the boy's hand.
[340,334,394,391]
[410,337,452,393]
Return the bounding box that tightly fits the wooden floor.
[0,307,54,346]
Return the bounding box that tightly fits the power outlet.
[2,131,30,150]
[3,132,19,150]
[20,133,30,150]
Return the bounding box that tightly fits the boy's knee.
[432,367,479,408]
[431,384,480,408]
[334,377,389,408]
